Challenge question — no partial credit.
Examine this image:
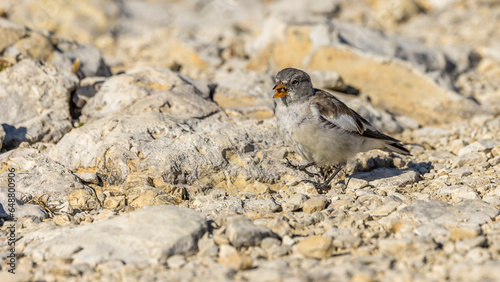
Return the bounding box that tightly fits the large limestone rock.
[0,59,77,149]
[21,206,207,266]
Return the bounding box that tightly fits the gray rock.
[400,200,453,223]
[52,39,112,78]
[192,192,244,220]
[351,168,421,188]
[0,19,111,78]
[73,172,100,185]
[436,185,479,202]
[72,77,106,108]
[452,152,488,168]
[213,68,274,119]
[226,216,277,248]
[0,148,84,204]
[0,188,48,220]
[80,67,219,122]
[458,139,500,156]
[0,59,78,149]
[414,223,450,244]
[0,18,27,51]
[282,194,308,212]
[21,206,207,266]
[242,197,281,213]
[401,199,499,228]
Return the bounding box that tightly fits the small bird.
[273,68,410,192]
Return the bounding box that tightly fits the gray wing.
[310,89,410,155]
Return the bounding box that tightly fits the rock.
[458,139,500,156]
[242,197,281,213]
[53,214,74,226]
[492,146,500,157]
[72,77,106,108]
[219,250,253,270]
[21,206,207,266]
[436,185,479,202]
[401,200,499,229]
[449,262,500,282]
[73,172,100,185]
[225,216,277,248]
[7,0,121,45]
[0,188,47,220]
[51,39,112,78]
[0,19,111,78]
[452,152,488,168]
[0,148,85,204]
[414,223,450,244]
[297,236,333,259]
[351,168,420,188]
[213,68,274,119]
[266,217,293,238]
[0,59,78,149]
[166,255,186,269]
[80,67,217,123]
[302,196,329,213]
[282,194,308,212]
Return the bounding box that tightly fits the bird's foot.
[283,159,319,178]
[300,179,332,194]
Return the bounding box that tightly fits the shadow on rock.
[1,123,27,150]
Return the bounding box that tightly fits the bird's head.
[273,68,313,102]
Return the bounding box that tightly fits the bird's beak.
[273,82,288,98]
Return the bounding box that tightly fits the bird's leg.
[301,165,343,194]
[284,158,319,178]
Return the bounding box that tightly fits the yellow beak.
[273,82,288,98]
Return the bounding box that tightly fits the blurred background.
[1,0,499,126]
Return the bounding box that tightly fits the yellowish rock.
[302,197,329,213]
[219,252,253,270]
[297,236,333,259]
[53,214,73,226]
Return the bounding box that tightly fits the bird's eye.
[291,80,298,85]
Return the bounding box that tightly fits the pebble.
[297,236,333,259]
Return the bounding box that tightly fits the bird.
[273,68,410,193]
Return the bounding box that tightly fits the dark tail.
[384,142,411,156]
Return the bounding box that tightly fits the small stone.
[488,156,500,166]
[103,195,126,210]
[492,145,500,157]
[449,139,468,155]
[219,252,253,270]
[302,196,329,213]
[242,197,281,213]
[198,236,218,257]
[458,139,500,156]
[450,226,482,241]
[347,178,370,190]
[244,181,271,195]
[226,216,277,248]
[52,214,74,226]
[452,152,488,168]
[414,223,450,244]
[166,255,186,269]
[267,217,293,237]
[282,193,308,212]
[74,172,100,184]
[449,166,473,178]
[297,236,333,259]
[261,237,281,250]
[282,235,295,246]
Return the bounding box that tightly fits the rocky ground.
[0,0,499,281]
